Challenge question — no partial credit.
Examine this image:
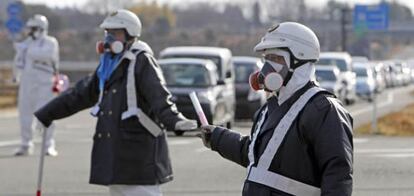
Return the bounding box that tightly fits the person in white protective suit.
[13,14,59,156]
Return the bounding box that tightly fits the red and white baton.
[189,92,209,126]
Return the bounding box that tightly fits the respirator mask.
[96,32,124,54]
[249,50,293,92]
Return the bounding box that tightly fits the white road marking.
[0,140,20,147]
[351,92,394,116]
[373,153,414,158]
[354,138,369,143]
[355,148,414,154]
[168,139,197,146]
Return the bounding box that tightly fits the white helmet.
[254,22,320,61]
[26,14,48,30]
[100,9,142,37]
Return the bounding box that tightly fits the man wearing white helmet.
[33,9,197,196]
[199,22,353,196]
[13,14,59,156]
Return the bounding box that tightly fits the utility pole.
[341,7,349,52]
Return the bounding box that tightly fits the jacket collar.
[278,63,315,105]
[259,81,316,137]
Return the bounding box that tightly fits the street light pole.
[341,8,348,52]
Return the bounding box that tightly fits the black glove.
[197,125,217,149]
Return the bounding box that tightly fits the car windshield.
[317,58,348,71]
[162,55,222,76]
[315,70,337,81]
[160,63,211,87]
[354,67,368,77]
[234,62,256,84]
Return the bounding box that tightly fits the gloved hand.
[31,116,48,133]
[175,120,198,131]
[197,125,217,149]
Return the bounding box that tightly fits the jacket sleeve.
[34,71,100,127]
[303,96,353,196]
[210,127,251,167]
[135,52,187,130]
[209,105,266,168]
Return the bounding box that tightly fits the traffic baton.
[36,126,48,196]
[189,92,209,126]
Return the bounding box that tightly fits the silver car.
[315,66,344,101]
[353,63,376,102]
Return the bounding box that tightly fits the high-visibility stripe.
[121,51,139,120]
[247,87,322,195]
[249,167,321,196]
[247,107,268,172]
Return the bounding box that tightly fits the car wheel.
[174,131,185,136]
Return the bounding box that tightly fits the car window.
[234,62,256,83]
[162,55,222,77]
[354,67,368,77]
[318,58,348,71]
[160,63,211,87]
[315,70,337,81]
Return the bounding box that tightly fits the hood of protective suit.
[275,62,315,105]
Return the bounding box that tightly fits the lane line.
[168,139,197,146]
[372,153,414,158]
[354,138,369,143]
[355,148,414,154]
[0,140,20,147]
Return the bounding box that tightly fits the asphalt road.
[0,85,414,196]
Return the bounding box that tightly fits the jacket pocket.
[120,128,148,142]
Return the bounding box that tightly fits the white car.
[353,63,376,102]
[318,52,357,105]
[315,66,344,101]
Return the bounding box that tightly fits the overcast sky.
[22,0,414,11]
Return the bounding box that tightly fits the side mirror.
[217,80,225,85]
[225,71,232,78]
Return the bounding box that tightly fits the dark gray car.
[232,56,266,119]
[158,58,234,136]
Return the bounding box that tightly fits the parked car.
[352,56,369,63]
[386,61,404,87]
[232,56,266,119]
[315,65,345,101]
[159,46,236,125]
[382,62,397,87]
[394,61,412,86]
[353,63,376,102]
[158,58,234,136]
[318,52,357,104]
[371,62,386,93]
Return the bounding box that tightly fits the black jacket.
[210,82,353,196]
[35,51,187,185]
